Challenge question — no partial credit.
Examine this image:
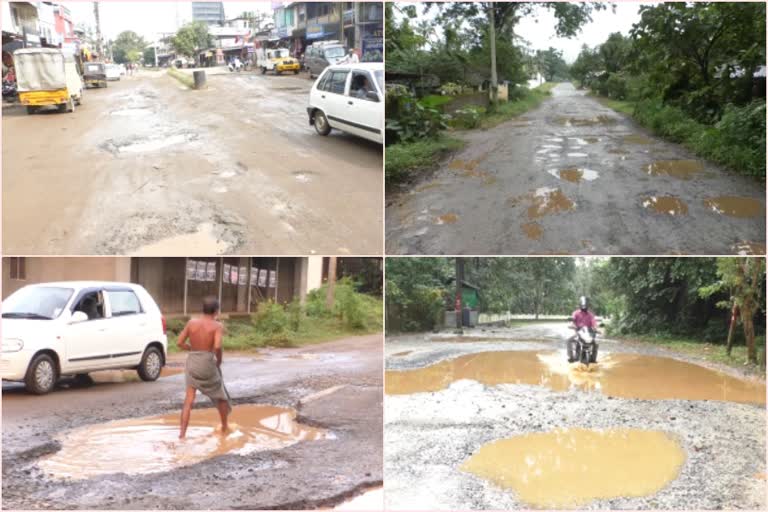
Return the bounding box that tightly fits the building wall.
[2,257,130,299]
[192,1,225,25]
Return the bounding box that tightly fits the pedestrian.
[176,296,232,439]
[345,48,359,64]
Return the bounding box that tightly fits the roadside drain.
[646,160,703,179]
[704,196,764,218]
[461,428,685,508]
[38,405,331,479]
[642,196,688,215]
[385,350,766,404]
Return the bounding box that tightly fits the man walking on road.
[177,296,232,439]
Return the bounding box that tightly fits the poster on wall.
[206,261,217,281]
[239,267,248,286]
[195,260,207,281]
[258,269,268,287]
[186,259,197,280]
[223,264,231,284]
[361,27,383,62]
[230,266,239,284]
[268,270,277,288]
[250,267,259,286]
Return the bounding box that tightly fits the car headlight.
[2,338,24,353]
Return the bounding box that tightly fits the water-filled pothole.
[733,242,766,255]
[704,196,764,218]
[38,404,330,479]
[521,222,543,240]
[623,134,653,145]
[385,350,766,404]
[556,115,615,126]
[461,428,685,508]
[548,168,599,183]
[642,196,688,215]
[646,160,703,179]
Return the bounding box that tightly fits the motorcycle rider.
[567,296,599,363]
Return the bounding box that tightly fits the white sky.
[62,1,274,42]
[396,2,654,63]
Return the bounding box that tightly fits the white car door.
[343,69,383,143]
[103,288,148,368]
[62,289,112,373]
[318,68,351,128]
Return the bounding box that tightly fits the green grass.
[593,95,634,116]
[385,135,465,186]
[167,67,194,88]
[419,95,455,108]
[616,334,766,376]
[480,83,555,129]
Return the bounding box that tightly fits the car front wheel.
[314,110,331,136]
[137,346,163,381]
[25,354,58,394]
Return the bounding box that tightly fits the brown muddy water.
[507,188,576,219]
[646,160,703,180]
[461,428,685,508]
[642,196,688,216]
[623,134,654,145]
[704,196,765,218]
[38,405,330,479]
[385,351,766,405]
[522,222,543,240]
[548,168,599,183]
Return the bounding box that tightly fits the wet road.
[2,70,382,255]
[2,334,383,509]
[386,83,765,255]
[384,324,766,509]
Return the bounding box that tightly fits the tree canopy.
[172,22,213,60]
[111,30,146,64]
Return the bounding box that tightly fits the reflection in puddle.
[384,350,766,404]
[436,213,458,225]
[646,160,703,179]
[521,222,543,240]
[461,428,685,508]
[623,134,653,145]
[733,242,766,255]
[548,168,599,183]
[39,405,330,479]
[642,196,688,216]
[704,196,764,218]
[130,223,228,255]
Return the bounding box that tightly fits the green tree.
[143,46,156,65]
[112,30,146,64]
[535,47,569,81]
[570,44,601,88]
[172,22,213,62]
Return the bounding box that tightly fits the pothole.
[38,404,331,479]
[733,242,766,255]
[109,107,152,117]
[556,115,616,126]
[461,428,685,508]
[101,132,198,154]
[521,222,543,240]
[704,196,764,218]
[392,351,413,357]
[623,134,654,145]
[646,160,703,179]
[130,222,229,256]
[642,196,688,216]
[435,213,458,225]
[385,350,766,404]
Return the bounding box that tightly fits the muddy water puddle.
[548,168,599,183]
[462,428,685,508]
[130,223,228,255]
[39,404,330,479]
[556,115,615,126]
[88,365,184,383]
[646,160,703,179]
[385,350,766,404]
[704,196,764,218]
[642,196,688,216]
[521,222,543,240]
[526,188,575,219]
[436,213,458,225]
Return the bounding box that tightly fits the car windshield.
[2,286,73,320]
[325,47,346,59]
[274,49,290,58]
[373,70,383,91]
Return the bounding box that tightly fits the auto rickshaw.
[13,47,83,114]
[83,61,107,88]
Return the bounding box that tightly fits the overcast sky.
[62,2,273,41]
[395,2,655,63]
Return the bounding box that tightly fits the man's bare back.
[178,316,223,365]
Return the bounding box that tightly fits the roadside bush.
[165,317,188,338]
[252,300,291,343]
[447,106,484,129]
[385,85,447,144]
[439,82,469,96]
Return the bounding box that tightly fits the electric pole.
[93,2,103,58]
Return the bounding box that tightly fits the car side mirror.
[366,91,379,102]
[70,311,88,323]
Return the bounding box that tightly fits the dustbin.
[193,70,207,90]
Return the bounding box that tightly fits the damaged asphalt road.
[384,324,766,510]
[386,83,765,255]
[2,71,382,255]
[2,335,382,510]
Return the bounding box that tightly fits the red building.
[53,3,75,45]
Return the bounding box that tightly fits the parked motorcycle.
[568,326,598,365]
[227,60,243,73]
[2,79,17,100]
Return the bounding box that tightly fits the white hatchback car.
[106,64,121,81]
[1,281,168,394]
[307,62,383,144]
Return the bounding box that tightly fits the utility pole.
[93,2,103,57]
[488,2,498,106]
[455,258,464,334]
[326,257,337,310]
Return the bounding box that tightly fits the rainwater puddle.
[384,350,766,404]
[38,404,330,479]
[642,196,688,216]
[548,168,599,183]
[556,115,615,126]
[461,428,685,508]
[624,134,653,145]
[448,159,480,171]
[646,160,703,179]
[733,242,766,255]
[334,487,384,510]
[436,213,458,225]
[527,188,576,219]
[89,365,184,383]
[521,222,543,240]
[704,196,764,218]
[130,223,227,256]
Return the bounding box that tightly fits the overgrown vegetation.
[167,66,194,88]
[572,2,766,177]
[168,278,382,351]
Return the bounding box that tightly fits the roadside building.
[2,257,378,317]
[192,2,225,26]
[53,3,75,46]
[2,1,41,52]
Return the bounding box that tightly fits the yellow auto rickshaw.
[13,47,83,114]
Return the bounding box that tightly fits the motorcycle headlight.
[2,338,24,353]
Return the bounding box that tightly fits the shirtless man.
[177,296,230,439]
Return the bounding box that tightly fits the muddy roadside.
[384,326,766,509]
[2,335,383,509]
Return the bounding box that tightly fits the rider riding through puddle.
[567,296,600,364]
